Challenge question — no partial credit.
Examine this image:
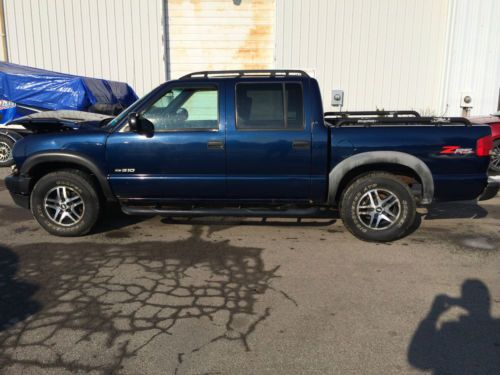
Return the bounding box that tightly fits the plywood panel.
[167,0,276,79]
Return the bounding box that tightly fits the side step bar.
[121,205,337,219]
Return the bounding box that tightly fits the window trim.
[235,81,305,131]
[134,83,221,133]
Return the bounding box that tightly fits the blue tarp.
[0,62,138,123]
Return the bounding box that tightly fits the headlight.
[11,165,19,175]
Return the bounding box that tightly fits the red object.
[476,135,493,157]
[470,115,500,140]
[440,146,460,154]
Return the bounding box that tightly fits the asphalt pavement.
[0,168,499,374]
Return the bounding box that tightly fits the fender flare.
[20,151,115,201]
[0,129,23,142]
[328,151,434,205]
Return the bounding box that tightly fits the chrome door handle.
[207,141,224,150]
[292,140,310,149]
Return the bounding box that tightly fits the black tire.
[490,139,500,173]
[0,134,15,167]
[30,169,100,237]
[340,172,416,242]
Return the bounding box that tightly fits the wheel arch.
[328,151,434,205]
[21,152,115,201]
[0,129,24,142]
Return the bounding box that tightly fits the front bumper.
[478,177,500,201]
[5,174,31,209]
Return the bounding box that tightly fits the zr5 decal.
[440,146,474,155]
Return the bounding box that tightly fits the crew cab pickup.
[5,70,498,242]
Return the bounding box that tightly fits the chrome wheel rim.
[0,141,12,162]
[357,188,401,230]
[490,144,500,172]
[44,186,85,226]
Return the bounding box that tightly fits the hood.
[469,115,500,125]
[5,110,113,132]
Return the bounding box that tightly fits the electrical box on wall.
[460,92,473,108]
[331,90,344,107]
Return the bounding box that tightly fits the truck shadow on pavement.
[0,226,290,374]
[424,201,490,220]
[161,216,337,228]
[408,279,500,375]
[0,247,40,331]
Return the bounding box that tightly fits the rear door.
[225,80,312,201]
[106,83,226,200]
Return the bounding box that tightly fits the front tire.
[0,134,15,167]
[30,170,100,236]
[340,172,416,242]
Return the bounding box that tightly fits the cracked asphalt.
[0,168,499,374]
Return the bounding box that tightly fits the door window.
[286,83,304,129]
[236,83,304,130]
[142,86,218,131]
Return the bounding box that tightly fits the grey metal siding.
[276,0,451,114]
[3,0,165,95]
[442,0,500,115]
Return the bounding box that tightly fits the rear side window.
[286,83,304,129]
[236,83,304,130]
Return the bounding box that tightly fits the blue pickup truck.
[5,70,498,241]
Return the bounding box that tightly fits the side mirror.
[140,118,154,137]
[128,112,139,132]
[128,112,154,137]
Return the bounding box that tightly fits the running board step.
[121,205,337,219]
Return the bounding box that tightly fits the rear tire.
[340,172,416,242]
[490,139,500,173]
[0,134,15,167]
[30,169,100,237]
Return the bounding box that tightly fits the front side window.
[142,86,218,131]
[236,83,304,130]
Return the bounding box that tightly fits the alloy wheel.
[356,188,401,230]
[0,141,12,163]
[490,143,500,172]
[44,186,85,226]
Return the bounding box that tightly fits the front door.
[225,81,312,201]
[106,83,226,200]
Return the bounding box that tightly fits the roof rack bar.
[327,116,472,127]
[180,69,309,79]
[324,110,421,118]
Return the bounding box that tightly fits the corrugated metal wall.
[166,0,275,79]
[3,0,165,95]
[276,0,500,116]
[2,0,499,114]
[0,0,6,62]
[276,0,451,114]
[442,0,500,116]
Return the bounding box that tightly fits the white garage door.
[166,0,275,79]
